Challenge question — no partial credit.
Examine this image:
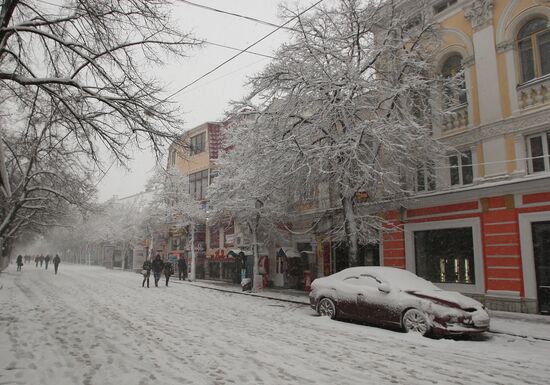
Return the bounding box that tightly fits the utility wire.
[166,0,327,100]
[199,40,275,59]
[174,0,294,31]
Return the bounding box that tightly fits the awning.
[278,247,301,259]
[227,249,245,258]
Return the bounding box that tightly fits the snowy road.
[1,265,549,385]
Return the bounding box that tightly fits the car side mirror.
[378,283,391,294]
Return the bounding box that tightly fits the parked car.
[309,266,490,336]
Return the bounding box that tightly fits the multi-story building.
[373,0,550,314]
[167,121,239,280]
[271,0,550,314]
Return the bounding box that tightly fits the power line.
[174,0,292,31]
[199,40,275,59]
[166,0,327,100]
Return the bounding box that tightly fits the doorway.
[532,221,550,314]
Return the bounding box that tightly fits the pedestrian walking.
[142,259,152,288]
[163,261,174,286]
[39,255,44,267]
[16,255,23,271]
[151,254,163,287]
[178,257,187,280]
[44,254,51,270]
[34,255,39,267]
[53,254,61,274]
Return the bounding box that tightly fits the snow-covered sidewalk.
[1,264,550,385]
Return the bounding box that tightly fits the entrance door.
[532,221,550,314]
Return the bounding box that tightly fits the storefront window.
[414,227,475,284]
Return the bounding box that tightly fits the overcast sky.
[96,0,295,201]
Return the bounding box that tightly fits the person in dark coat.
[163,261,174,286]
[39,255,44,267]
[44,254,51,270]
[53,254,61,274]
[34,255,39,267]
[142,259,152,288]
[16,255,23,271]
[178,257,187,280]
[151,254,163,287]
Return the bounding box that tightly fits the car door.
[351,275,386,323]
[335,276,363,319]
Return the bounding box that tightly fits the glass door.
[532,221,550,314]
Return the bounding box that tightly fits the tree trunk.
[342,195,359,267]
[251,224,259,291]
[0,130,12,198]
[190,222,196,281]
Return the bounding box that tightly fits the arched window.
[517,18,550,83]
[441,54,467,108]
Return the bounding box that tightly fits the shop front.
[206,248,239,282]
[275,248,307,290]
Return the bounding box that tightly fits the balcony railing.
[441,103,469,132]
[517,75,550,110]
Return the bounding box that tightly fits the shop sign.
[224,234,235,246]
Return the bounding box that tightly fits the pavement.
[172,278,550,341]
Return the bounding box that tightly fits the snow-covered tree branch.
[220,0,454,267]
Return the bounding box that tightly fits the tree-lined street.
[1,265,549,385]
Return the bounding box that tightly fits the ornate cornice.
[442,108,550,148]
[464,0,494,31]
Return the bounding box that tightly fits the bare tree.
[227,0,451,267]
[0,0,198,261]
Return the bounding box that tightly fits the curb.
[171,279,310,306]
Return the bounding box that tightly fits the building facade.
[167,121,236,280]
[377,0,550,314]
[267,0,550,314]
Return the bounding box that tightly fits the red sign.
[208,123,222,160]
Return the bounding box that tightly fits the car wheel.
[402,309,431,336]
[317,298,337,319]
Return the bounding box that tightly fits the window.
[517,18,550,83]
[168,149,176,167]
[449,150,473,186]
[433,0,457,15]
[527,132,550,173]
[441,54,467,108]
[344,276,379,288]
[190,132,206,156]
[416,162,436,192]
[189,170,209,200]
[414,227,475,284]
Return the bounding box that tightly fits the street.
[1,265,549,385]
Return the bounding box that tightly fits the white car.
[309,266,490,336]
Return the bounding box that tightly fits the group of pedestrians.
[16,254,61,274]
[141,254,186,288]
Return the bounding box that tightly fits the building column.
[465,0,503,125]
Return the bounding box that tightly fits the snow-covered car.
[309,266,489,336]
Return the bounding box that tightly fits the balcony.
[441,103,469,132]
[517,75,550,110]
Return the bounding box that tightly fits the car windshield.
[375,269,440,291]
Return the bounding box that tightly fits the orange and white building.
[379,0,550,314]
